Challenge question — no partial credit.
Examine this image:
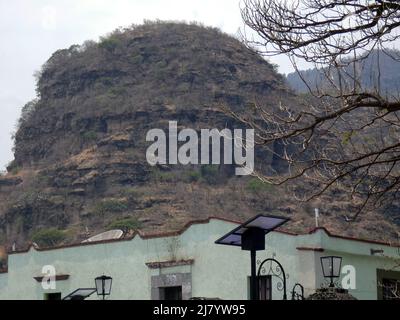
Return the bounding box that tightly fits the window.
[159,286,182,300]
[258,276,272,300]
[44,292,62,300]
[377,269,400,300]
[248,275,272,300]
[151,273,192,300]
[382,279,400,300]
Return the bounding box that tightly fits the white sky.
[0,0,295,171]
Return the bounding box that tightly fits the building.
[0,217,399,300]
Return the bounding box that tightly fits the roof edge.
[7,216,238,255]
[6,217,400,256]
[308,227,400,248]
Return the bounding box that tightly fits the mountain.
[286,49,400,94]
[0,22,398,257]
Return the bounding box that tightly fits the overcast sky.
[0,0,296,171]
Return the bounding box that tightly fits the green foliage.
[16,99,39,132]
[271,63,280,73]
[131,54,144,65]
[100,77,114,86]
[342,131,354,145]
[107,86,127,97]
[200,165,219,185]
[35,171,52,186]
[153,60,170,81]
[246,178,274,193]
[151,168,202,183]
[158,172,177,182]
[151,168,178,183]
[185,170,201,183]
[98,36,122,52]
[107,217,141,232]
[120,188,141,201]
[155,60,168,69]
[81,40,97,51]
[81,131,97,142]
[17,191,49,206]
[8,162,21,175]
[93,198,129,215]
[32,228,66,247]
[11,167,21,175]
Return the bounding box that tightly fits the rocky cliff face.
[0,22,398,251]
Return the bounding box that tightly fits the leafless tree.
[225,0,400,219]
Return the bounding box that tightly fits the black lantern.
[320,256,342,287]
[95,275,112,300]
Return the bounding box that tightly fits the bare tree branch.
[225,0,400,219]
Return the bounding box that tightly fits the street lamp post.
[242,227,266,300]
[320,256,342,287]
[215,214,290,300]
[95,275,113,300]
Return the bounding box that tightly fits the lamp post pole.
[250,249,257,300]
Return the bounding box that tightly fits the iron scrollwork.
[257,258,288,300]
[291,283,304,300]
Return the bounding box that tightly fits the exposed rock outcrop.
[0,22,398,250]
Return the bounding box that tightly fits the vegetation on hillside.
[31,228,66,247]
[286,49,400,94]
[0,21,398,257]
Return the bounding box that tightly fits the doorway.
[160,286,183,300]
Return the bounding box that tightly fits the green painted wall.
[0,219,399,300]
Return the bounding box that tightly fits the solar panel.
[215,214,290,247]
[63,288,96,300]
